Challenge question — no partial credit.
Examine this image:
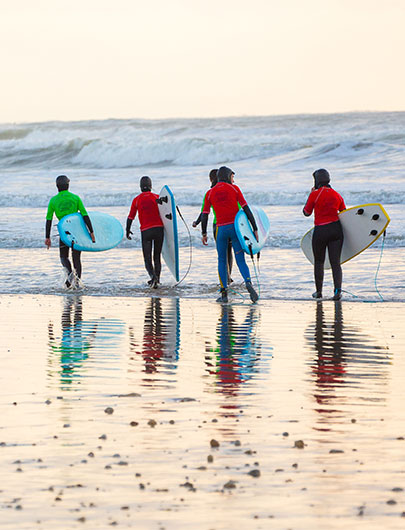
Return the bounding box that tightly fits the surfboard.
[234,206,270,255]
[301,203,390,268]
[158,185,180,282]
[58,211,124,252]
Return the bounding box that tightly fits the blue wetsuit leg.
[216,224,251,288]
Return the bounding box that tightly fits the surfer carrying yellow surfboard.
[303,169,346,301]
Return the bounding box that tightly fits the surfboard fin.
[165,213,172,220]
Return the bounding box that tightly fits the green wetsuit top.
[46,190,88,221]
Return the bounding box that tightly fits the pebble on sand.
[210,439,220,448]
[104,407,114,415]
[294,440,305,449]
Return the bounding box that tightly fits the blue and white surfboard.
[234,206,270,255]
[158,185,180,282]
[58,211,123,252]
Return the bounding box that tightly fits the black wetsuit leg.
[141,227,164,281]
[152,227,164,282]
[59,240,72,275]
[312,221,343,294]
[59,240,82,278]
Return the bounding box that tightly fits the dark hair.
[209,169,218,187]
[56,175,70,191]
[140,176,152,192]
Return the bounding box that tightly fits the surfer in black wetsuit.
[303,169,346,300]
[126,176,164,288]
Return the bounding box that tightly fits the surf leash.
[174,205,192,286]
[374,230,386,302]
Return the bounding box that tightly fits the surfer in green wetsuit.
[45,175,95,288]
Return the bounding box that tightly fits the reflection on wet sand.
[47,296,124,389]
[48,296,97,387]
[204,305,268,399]
[306,301,391,429]
[128,297,180,384]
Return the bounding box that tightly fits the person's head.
[217,166,235,183]
[56,175,70,191]
[140,175,152,192]
[209,169,218,187]
[313,168,330,189]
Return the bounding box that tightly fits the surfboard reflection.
[205,305,264,398]
[48,296,124,389]
[129,297,180,380]
[306,301,390,428]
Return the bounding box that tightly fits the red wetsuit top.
[128,192,163,231]
[202,182,247,227]
[303,187,346,226]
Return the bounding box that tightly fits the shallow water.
[1,294,405,529]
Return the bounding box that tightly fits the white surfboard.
[158,185,180,282]
[301,203,390,268]
[234,206,270,255]
[58,211,123,252]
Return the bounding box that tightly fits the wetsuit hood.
[56,175,70,191]
[140,176,152,192]
[313,168,330,189]
[217,166,234,183]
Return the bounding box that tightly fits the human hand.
[45,238,51,249]
[202,234,208,246]
[192,221,197,228]
[126,230,133,240]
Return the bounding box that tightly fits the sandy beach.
[1,294,405,529]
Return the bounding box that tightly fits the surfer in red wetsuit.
[126,176,164,288]
[201,166,259,304]
[303,169,346,300]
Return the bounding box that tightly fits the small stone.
[283,432,289,437]
[329,449,344,454]
[294,440,305,449]
[207,455,214,463]
[223,480,236,489]
[45,399,52,405]
[99,434,107,440]
[210,439,220,448]
[248,469,261,478]
[148,419,157,428]
[392,487,404,492]
[130,421,139,427]
[104,407,114,415]
[78,517,86,522]
[88,452,95,458]
[387,499,397,505]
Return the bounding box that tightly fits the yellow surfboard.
[301,203,390,269]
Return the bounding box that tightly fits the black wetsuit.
[312,221,344,294]
[141,226,164,282]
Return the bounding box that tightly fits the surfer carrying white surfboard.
[201,166,259,304]
[45,175,95,288]
[303,169,346,300]
[126,176,164,289]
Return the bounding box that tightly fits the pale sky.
[0,0,404,123]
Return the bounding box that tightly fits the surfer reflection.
[311,302,346,406]
[48,296,97,386]
[129,297,180,376]
[307,301,390,427]
[205,305,261,398]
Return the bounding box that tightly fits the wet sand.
[1,294,405,529]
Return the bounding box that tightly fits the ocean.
[1,111,404,301]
